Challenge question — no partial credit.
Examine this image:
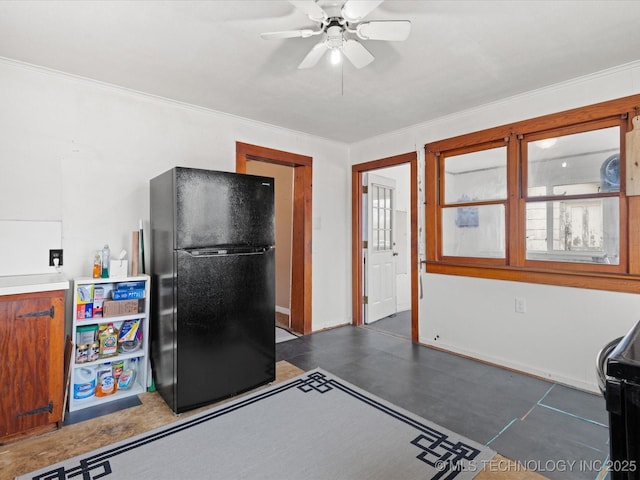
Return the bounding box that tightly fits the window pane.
[442,204,505,258]
[444,147,507,204]
[525,197,619,264]
[371,184,394,252]
[528,127,620,197]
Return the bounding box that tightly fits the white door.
[364,173,397,324]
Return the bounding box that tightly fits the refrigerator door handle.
[181,246,273,257]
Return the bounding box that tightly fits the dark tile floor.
[277,321,611,480]
[363,309,412,339]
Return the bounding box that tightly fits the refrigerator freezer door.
[174,248,275,412]
[174,168,274,249]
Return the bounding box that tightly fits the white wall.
[0,59,350,333]
[350,60,640,392]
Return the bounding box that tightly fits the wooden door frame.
[236,142,313,335]
[352,152,419,342]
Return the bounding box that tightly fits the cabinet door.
[0,293,64,439]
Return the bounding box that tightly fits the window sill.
[424,261,640,294]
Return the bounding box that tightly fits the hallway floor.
[363,309,412,339]
[277,324,611,480]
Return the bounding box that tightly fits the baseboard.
[276,306,290,315]
[420,338,599,394]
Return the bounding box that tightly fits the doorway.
[245,160,294,331]
[352,152,418,342]
[236,142,313,335]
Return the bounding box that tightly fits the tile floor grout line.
[485,418,518,446]
[517,383,554,421]
[536,402,608,428]
[594,453,610,480]
[520,404,537,421]
[536,384,556,404]
[574,440,606,453]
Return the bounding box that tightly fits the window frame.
[424,94,640,294]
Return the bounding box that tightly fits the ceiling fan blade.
[298,41,328,69]
[342,39,374,69]
[341,0,384,23]
[289,0,327,22]
[356,20,411,41]
[261,29,320,40]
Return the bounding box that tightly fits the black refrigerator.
[150,167,275,414]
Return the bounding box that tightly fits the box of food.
[112,289,145,300]
[76,303,93,319]
[102,299,144,317]
[92,284,113,318]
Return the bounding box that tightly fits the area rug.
[19,369,495,480]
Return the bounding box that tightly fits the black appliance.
[150,167,275,414]
[600,319,640,479]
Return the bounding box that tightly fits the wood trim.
[351,152,419,343]
[236,142,312,167]
[291,165,313,334]
[629,196,640,275]
[425,93,640,153]
[425,262,640,294]
[409,157,419,341]
[236,142,313,335]
[425,149,438,262]
[351,168,363,327]
[507,133,523,266]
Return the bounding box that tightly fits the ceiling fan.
[260,0,411,69]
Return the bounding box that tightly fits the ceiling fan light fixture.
[263,0,411,70]
[330,47,342,65]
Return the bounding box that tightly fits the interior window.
[425,96,640,292]
[524,126,620,265]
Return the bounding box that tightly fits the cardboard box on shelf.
[103,298,145,317]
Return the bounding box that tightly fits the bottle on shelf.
[118,358,138,390]
[101,244,110,278]
[92,251,102,279]
[99,323,119,358]
[95,362,115,397]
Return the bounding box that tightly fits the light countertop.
[0,273,70,296]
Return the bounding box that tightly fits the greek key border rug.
[19,369,495,480]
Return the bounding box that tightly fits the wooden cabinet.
[0,289,65,443]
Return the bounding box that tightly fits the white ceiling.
[1,0,640,144]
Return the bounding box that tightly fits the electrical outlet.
[49,249,63,267]
[515,297,526,314]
